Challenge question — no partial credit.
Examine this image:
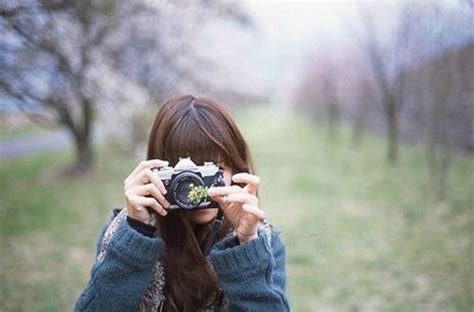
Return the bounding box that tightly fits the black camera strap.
[203,208,224,257]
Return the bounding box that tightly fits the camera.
[151,157,225,210]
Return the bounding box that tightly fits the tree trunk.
[73,131,95,172]
[327,99,340,142]
[386,99,399,164]
[434,143,450,199]
[64,96,96,173]
[428,126,450,199]
[351,100,367,147]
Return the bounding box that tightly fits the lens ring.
[170,171,205,209]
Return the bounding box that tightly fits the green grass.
[1,106,473,311]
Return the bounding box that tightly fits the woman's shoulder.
[96,208,128,260]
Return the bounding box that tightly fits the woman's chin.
[188,208,218,224]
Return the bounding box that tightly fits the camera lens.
[170,172,205,209]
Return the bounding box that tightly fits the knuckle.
[149,183,160,194]
[145,167,153,176]
[140,170,150,182]
[155,192,163,200]
[130,200,138,209]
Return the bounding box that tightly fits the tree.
[356,2,418,164]
[0,0,253,172]
[0,0,126,171]
[395,1,474,197]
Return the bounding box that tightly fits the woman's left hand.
[207,173,265,243]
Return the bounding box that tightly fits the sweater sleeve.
[74,218,164,311]
[209,226,290,312]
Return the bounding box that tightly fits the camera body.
[151,157,225,210]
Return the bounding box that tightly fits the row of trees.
[294,0,473,197]
[0,0,257,172]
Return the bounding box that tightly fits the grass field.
[1,106,473,311]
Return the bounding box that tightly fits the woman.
[75,95,290,311]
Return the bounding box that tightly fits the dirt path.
[0,130,103,160]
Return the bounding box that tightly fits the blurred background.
[0,0,473,311]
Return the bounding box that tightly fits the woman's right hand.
[123,159,171,225]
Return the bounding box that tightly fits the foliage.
[187,183,209,204]
[0,0,255,169]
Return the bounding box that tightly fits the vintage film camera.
[151,157,225,210]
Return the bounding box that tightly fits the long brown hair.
[146,95,255,311]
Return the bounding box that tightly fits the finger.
[144,169,168,195]
[126,168,167,194]
[242,203,265,220]
[135,183,170,208]
[124,168,151,190]
[225,192,258,205]
[131,159,169,182]
[232,173,260,195]
[212,195,227,207]
[207,185,242,197]
[124,159,169,185]
[134,196,168,216]
[142,197,168,216]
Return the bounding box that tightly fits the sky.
[2,0,471,110]
[242,0,375,104]
[241,0,473,104]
